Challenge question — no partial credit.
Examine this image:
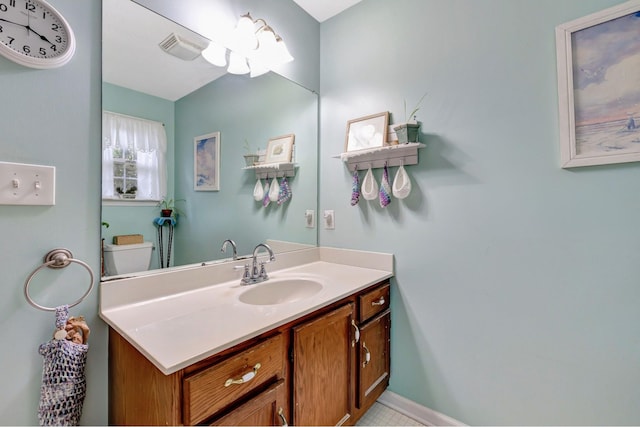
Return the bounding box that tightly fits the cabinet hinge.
[289,346,294,363]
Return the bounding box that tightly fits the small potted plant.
[157,198,185,218]
[123,185,137,199]
[243,138,260,167]
[394,92,427,144]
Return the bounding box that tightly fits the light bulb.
[249,59,269,78]
[227,51,250,74]
[201,41,227,67]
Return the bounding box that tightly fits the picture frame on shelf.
[345,112,389,152]
[265,134,295,163]
[555,1,640,168]
[194,131,220,191]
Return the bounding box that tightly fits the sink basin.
[239,278,323,305]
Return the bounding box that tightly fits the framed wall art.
[556,0,640,168]
[194,132,220,191]
[345,112,389,152]
[265,134,295,163]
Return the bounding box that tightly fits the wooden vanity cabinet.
[353,283,391,420]
[292,303,354,426]
[108,280,391,426]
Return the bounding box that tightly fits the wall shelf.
[242,162,297,179]
[333,142,425,171]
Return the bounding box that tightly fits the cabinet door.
[292,303,354,426]
[211,379,288,426]
[357,311,390,411]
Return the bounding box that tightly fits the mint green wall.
[174,72,318,261]
[0,1,104,425]
[319,0,638,424]
[101,82,175,271]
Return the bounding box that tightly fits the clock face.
[0,0,75,68]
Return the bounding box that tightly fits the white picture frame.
[265,134,295,164]
[556,0,640,168]
[194,132,220,191]
[345,112,389,152]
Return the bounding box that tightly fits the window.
[102,111,167,201]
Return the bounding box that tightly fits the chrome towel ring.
[24,248,94,312]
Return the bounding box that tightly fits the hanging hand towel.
[38,305,89,426]
[392,164,412,199]
[361,167,378,201]
[262,180,271,207]
[278,177,292,205]
[253,178,264,201]
[269,176,280,202]
[379,163,391,207]
[350,168,360,206]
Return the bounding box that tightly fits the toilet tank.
[103,242,153,276]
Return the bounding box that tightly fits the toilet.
[103,242,153,276]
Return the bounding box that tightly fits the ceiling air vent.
[159,33,207,61]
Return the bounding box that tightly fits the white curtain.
[102,111,167,200]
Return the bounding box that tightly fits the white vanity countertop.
[100,247,393,375]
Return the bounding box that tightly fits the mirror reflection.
[101,0,318,278]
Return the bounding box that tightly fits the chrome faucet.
[240,243,275,285]
[220,239,238,260]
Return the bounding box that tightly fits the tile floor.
[356,402,425,426]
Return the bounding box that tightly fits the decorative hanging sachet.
[361,167,378,201]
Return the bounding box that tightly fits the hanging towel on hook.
[38,305,90,426]
[278,177,292,205]
[361,167,378,201]
[379,163,391,208]
[253,178,264,201]
[392,164,412,199]
[269,176,280,202]
[350,167,360,206]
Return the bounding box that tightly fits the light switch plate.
[0,161,55,205]
[305,209,315,228]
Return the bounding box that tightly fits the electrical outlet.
[323,210,335,230]
[305,210,315,228]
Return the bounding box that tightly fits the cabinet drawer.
[359,283,390,323]
[183,333,285,425]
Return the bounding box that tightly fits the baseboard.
[377,391,466,426]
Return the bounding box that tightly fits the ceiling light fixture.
[201,12,294,77]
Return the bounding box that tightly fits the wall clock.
[0,0,75,69]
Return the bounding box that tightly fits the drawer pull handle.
[224,363,261,387]
[278,407,289,426]
[371,297,385,306]
[362,342,371,367]
[351,319,360,347]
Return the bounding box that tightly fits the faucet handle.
[258,262,269,280]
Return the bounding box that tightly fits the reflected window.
[102,111,167,201]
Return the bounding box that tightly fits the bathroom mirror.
[101,0,318,277]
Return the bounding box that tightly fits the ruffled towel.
[262,180,271,207]
[278,177,292,205]
[379,163,391,207]
[350,169,360,206]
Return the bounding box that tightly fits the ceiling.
[292,0,362,23]
[102,0,361,101]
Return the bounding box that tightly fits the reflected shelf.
[243,162,297,179]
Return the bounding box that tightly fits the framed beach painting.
[194,132,220,191]
[556,0,640,168]
[345,112,388,152]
